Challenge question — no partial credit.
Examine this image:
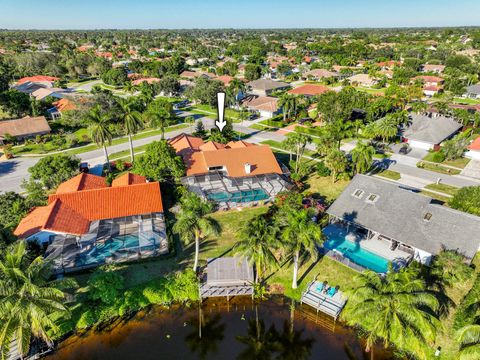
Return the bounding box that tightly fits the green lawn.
[417,161,462,175]
[260,140,317,158]
[442,158,471,169]
[424,183,459,197]
[303,174,350,203]
[420,190,452,204]
[372,168,401,181]
[13,124,189,156]
[185,104,242,122]
[453,97,480,105]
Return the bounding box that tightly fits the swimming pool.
[207,188,269,203]
[322,225,389,273]
[75,235,143,266]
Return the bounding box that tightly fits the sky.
[1,0,479,30]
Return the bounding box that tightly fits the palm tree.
[173,192,220,271]
[123,81,136,94]
[456,324,480,359]
[281,133,311,173]
[144,100,174,139]
[278,94,297,122]
[324,149,348,183]
[87,105,113,171]
[118,98,143,162]
[228,79,246,109]
[343,268,441,358]
[282,209,323,289]
[351,141,376,174]
[0,241,74,359]
[235,215,278,284]
[375,117,398,144]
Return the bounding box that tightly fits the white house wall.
[413,248,433,265]
[465,150,480,160]
[408,139,434,150]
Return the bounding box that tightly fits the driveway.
[461,160,480,180]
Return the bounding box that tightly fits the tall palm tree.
[374,117,398,144]
[117,98,143,162]
[235,215,278,284]
[343,268,441,358]
[144,100,174,139]
[456,324,480,359]
[351,141,376,174]
[0,241,74,359]
[87,105,113,171]
[173,192,220,271]
[278,94,297,122]
[228,79,246,109]
[282,209,323,289]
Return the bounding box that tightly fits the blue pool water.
[207,188,269,203]
[75,235,141,266]
[322,225,389,273]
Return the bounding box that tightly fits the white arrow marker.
[215,92,227,132]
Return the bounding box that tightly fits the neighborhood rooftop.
[327,175,480,260]
[402,113,463,144]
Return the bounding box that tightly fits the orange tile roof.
[413,75,444,83]
[56,173,108,194]
[214,75,234,86]
[14,177,163,238]
[112,173,147,187]
[226,140,256,148]
[288,84,330,96]
[132,77,161,86]
[199,142,226,151]
[169,133,206,154]
[53,98,76,112]
[469,136,480,151]
[16,75,59,85]
[242,96,279,113]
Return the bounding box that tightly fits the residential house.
[0,116,51,143]
[47,98,77,119]
[242,96,281,118]
[375,61,401,70]
[288,84,330,97]
[31,88,65,101]
[326,175,480,267]
[421,64,446,74]
[347,74,378,87]
[413,75,444,97]
[465,136,480,160]
[401,112,463,150]
[169,134,291,209]
[12,75,59,96]
[246,79,290,96]
[179,70,215,80]
[302,68,339,81]
[132,77,161,86]
[14,172,167,273]
[214,75,234,87]
[465,84,480,99]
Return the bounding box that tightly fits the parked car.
[173,100,189,110]
[399,144,411,155]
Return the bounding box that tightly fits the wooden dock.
[300,281,347,320]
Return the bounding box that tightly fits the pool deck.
[301,280,347,319]
[323,224,411,266]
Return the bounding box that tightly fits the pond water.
[47,297,393,360]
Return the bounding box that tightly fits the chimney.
[244,163,251,174]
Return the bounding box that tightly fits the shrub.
[88,267,124,305]
[450,186,480,216]
[316,161,331,177]
[118,288,149,316]
[115,159,127,172]
[76,309,97,329]
[427,150,446,163]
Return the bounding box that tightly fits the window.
[352,189,364,199]
[366,193,379,203]
[208,165,224,171]
[423,212,432,221]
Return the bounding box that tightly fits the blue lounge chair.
[315,282,325,292]
[327,287,337,297]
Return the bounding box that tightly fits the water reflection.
[48,297,392,360]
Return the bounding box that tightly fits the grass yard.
[303,174,350,203]
[424,183,459,197]
[420,190,452,204]
[185,104,242,122]
[453,97,480,105]
[442,157,471,169]
[372,168,401,181]
[260,140,317,158]
[417,161,462,175]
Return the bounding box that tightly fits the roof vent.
[244,163,251,174]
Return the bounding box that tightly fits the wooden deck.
[300,281,347,319]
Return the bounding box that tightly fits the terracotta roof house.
[14,172,167,273]
[288,84,330,97]
[180,71,214,79]
[13,76,58,96]
[401,112,462,150]
[214,75,234,87]
[16,76,58,85]
[169,134,291,209]
[465,136,480,160]
[0,116,51,143]
[132,77,161,86]
[326,175,480,268]
[246,79,290,96]
[302,68,339,81]
[242,96,281,118]
[413,75,444,86]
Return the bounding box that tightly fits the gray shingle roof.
[467,84,480,95]
[247,79,290,91]
[402,113,462,144]
[327,175,480,259]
